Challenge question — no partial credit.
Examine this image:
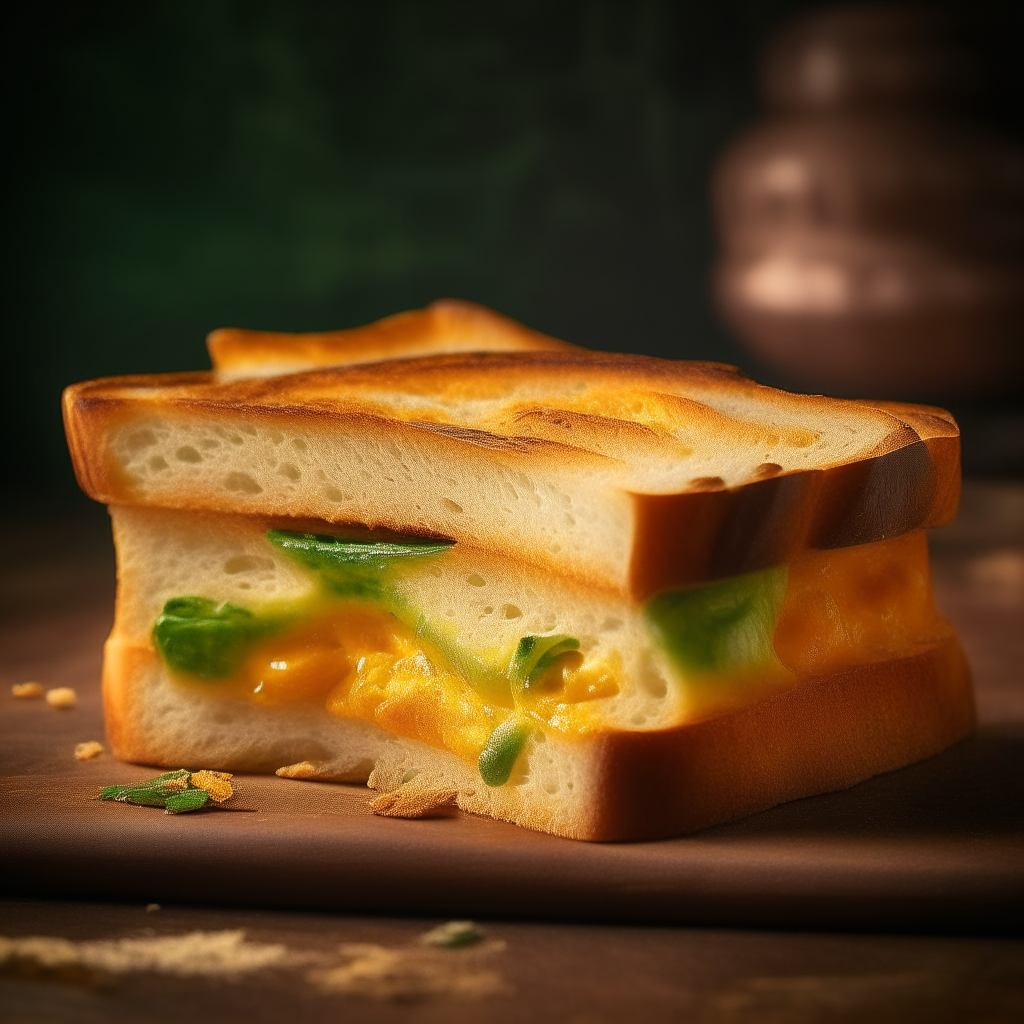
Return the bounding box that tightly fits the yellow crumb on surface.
[0,930,289,979]
[45,687,77,709]
[276,761,320,779]
[307,941,508,1000]
[190,770,234,803]
[0,931,508,1000]
[12,682,44,699]
[370,783,458,819]
[74,741,104,761]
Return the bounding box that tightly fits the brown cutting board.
[1,511,1022,932]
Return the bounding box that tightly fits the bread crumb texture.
[45,687,77,709]
[11,682,44,699]
[74,741,104,760]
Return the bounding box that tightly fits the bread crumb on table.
[45,687,77,709]
[74,741,104,760]
[370,784,458,818]
[11,682,44,699]
[189,769,234,803]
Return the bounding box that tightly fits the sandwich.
[62,300,972,840]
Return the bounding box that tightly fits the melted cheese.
[189,531,948,770]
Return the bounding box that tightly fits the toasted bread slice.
[104,634,972,840]
[64,350,959,597]
[103,504,973,841]
[208,298,579,381]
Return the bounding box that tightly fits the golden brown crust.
[589,635,973,840]
[627,437,951,594]
[207,298,579,379]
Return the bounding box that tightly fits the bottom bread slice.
[103,633,973,841]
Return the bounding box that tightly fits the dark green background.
[6,0,833,504]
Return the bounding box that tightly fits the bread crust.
[102,633,973,841]
[207,298,579,380]
[63,350,959,596]
[591,635,973,840]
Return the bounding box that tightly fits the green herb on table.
[98,768,234,814]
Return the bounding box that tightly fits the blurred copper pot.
[713,5,1024,400]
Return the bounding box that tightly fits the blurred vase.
[713,4,1024,400]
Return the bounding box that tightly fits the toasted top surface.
[208,298,578,381]
[66,349,930,493]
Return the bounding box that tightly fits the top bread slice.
[64,335,960,598]
[208,298,579,381]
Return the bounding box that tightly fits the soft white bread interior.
[207,298,579,381]
[64,349,959,597]
[104,504,974,841]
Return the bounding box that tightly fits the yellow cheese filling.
[158,530,949,776]
[231,607,621,762]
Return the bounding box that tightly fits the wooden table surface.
[2,482,1022,1022]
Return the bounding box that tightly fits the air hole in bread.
[641,672,668,699]
[323,485,351,502]
[175,445,202,464]
[224,472,262,494]
[148,456,169,472]
[467,574,486,587]
[443,498,464,513]
[689,476,724,488]
[223,556,275,575]
[278,463,300,481]
[753,462,783,478]
[292,437,307,451]
[602,617,623,632]
[125,429,157,454]
[502,604,522,620]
